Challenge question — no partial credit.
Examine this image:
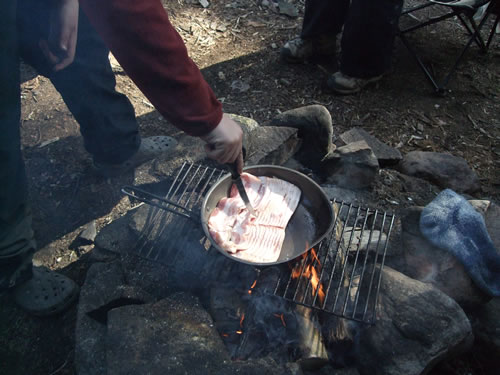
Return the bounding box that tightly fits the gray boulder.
[470,297,500,353]
[106,293,297,375]
[322,140,379,189]
[246,126,301,166]
[356,267,473,375]
[75,262,126,375]
[266,105,335,162]
[339,128,402,167]
[397,151,480,193]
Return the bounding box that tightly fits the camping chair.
[398,0,500,94]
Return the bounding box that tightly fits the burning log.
[294,305,329,371]
[235,267,298,361]
[320,314,361,368]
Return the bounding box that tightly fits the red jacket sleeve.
[79,0,222,137]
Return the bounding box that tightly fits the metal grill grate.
[122,162,224,263]
[123,162,394,324]
[271,201,395,324]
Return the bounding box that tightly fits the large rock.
[399,207,490,307]
[266,105,334,162]
[322,140,379,189]
[339,128,402,167]
[246,126,301,166]
[152,116,300,174]
[75,262,125,375]
[356,267,473,375]
[106,293,230,374]
[397,151,480,193]
[125,203,235,294]
[470,297,500,353]
[94,207,139,254]
[106,293,297,375]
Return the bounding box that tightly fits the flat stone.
[230,113,260,132]
[77,261,155,321]
[106,293,297,375]
[94,207,138,254]
[152,115,298,174]
[397,151,480,193]
[266,105,334,163]
[106,293,230,374]
[246,126,300,166]
[79,220,97,243]
[75,261,124,375]
[88,246,119,263]
[356,267,472,375]
[322,140,379,189]
[125,202,229,294]
[340,128,402,167]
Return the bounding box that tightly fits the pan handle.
[121,185,197,221]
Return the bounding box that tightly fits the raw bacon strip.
[232,225,285,263]
[208,172,301,263]
[255,177,301,228]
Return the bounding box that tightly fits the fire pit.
[118,162,395,368]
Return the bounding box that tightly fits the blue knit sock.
[419,189,500,297]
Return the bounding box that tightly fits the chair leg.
[441,10,494,87]
[398,32,445,94]
[398,3,498,94]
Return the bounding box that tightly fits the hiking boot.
[327,71,383,95]
[13,267,79,316]
[281,35,338,63]
[93,136,177,177]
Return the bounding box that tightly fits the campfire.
[118,162,394,366]
[77,140,490,375]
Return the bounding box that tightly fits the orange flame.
[240,313,245,327]
[222,333,229,337]
[236,330,243,335]
[310,248,321,265]
[248,279,257,294]
[291,248,325,304]
[273,313,286,327]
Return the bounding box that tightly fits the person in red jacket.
[1,0,243,315]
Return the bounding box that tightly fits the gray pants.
[0,0,140,289]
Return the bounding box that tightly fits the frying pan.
[201,165,334,266]
[122,165,334,267]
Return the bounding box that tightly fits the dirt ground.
[1,0,499,374]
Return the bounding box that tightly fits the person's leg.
[0,0,35,290]
[300,0,350,39]
[17,0,140,165]
[0,0,79,315]
[282,0,350,62]
[339,0,404,78]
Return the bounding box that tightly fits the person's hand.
[202,114,244,173]
[39,0,79,72]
